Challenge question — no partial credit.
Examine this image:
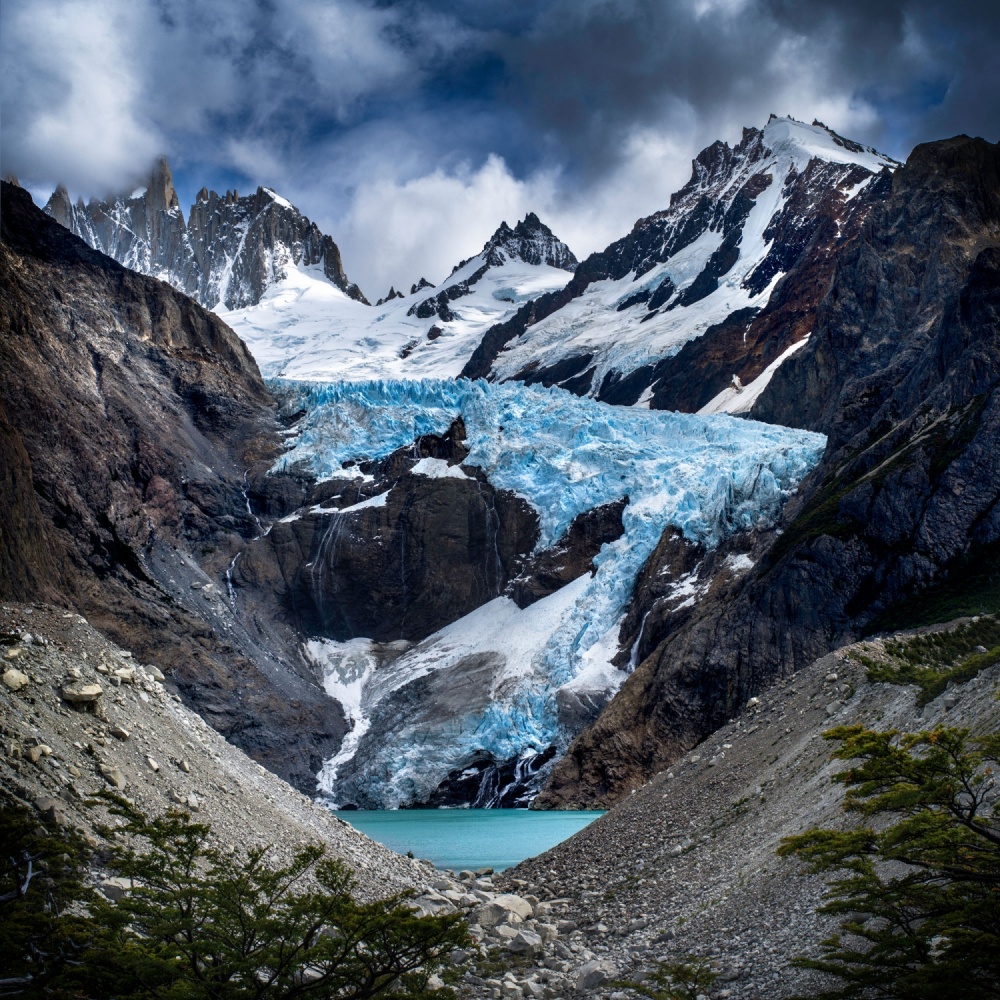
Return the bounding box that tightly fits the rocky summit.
[45,157,366,310]
[464,117,897,408]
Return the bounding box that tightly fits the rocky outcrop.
[243,471,539,643]
[463,117,896,408]
[0,182,346,791]
[409,213,576,321]
[45,158,367,309]
[509,498,628,609]
[537,135,1000,808]
[236,421,540,644]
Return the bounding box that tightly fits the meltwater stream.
[338,809,605,872]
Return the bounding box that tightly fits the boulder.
[2,668,29,691]
[508,930,544,956]
[61,682,103,704]
[492,893,534,920]
[575,959,617,991]
[99,765,126,789]
[35,796,68,825]
[101,877,134,901]
[473,901,508,928]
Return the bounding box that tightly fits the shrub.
[1,794,469,999]
[779,725,1000,999]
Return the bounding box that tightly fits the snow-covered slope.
[221,213,577,380]
[466,116,898,411]
[271,378,826,808]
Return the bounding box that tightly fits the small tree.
[779,724,1000,999]
[615,955,719,1000]
[0,796,96,997]
[73,796,470,999]
[3,793,469,999]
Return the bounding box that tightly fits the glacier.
[275,378,826,808]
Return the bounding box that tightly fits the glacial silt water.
[339,809,604,871]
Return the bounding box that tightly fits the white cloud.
[1,0,161,194]
[333,154,552,296]
[3,0,994,299]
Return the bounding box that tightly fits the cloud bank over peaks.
[2,0,997,294]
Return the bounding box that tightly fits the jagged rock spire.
[44,156,368,309]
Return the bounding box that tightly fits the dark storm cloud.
[491,0,998,179]
[1,0,996,292]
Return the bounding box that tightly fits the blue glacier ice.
[274,378,828,807]
[274,377,825,549]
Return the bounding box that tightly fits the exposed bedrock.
[236,421,540,643]
[510,497,628,608]
[0,182,346,792]
[538,135,1000,809]
[245,475,539,643]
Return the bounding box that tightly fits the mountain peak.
[760,115,899,172]
[44,161,367,309]
[148,155,180,214]
[481,212,577,271]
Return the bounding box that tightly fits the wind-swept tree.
[779,724,1000,999]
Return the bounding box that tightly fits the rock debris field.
[3,601,998,998]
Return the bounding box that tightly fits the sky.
[2,0,998,298]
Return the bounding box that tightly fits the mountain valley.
[2,110,999,997]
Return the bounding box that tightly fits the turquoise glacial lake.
[338,809,604,872]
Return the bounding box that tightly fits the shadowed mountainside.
[538,135,1000,808]
[0,181,348,789]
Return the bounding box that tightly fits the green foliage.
[3,793,469,999]
[765,476,859,567]
[779,724,1000,999]
[615,956,718,1000]
[0,795,97,997]
[860,616,1000,705]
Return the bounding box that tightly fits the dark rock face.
[44,158,367,310]
[480,212,578,271]
[537,135,1000,809]
[416,745,559,809]
[511,498,628,608]
[463,122,894,410]
[248,474,539,643]
[237,421,540,644]
[0,182,347,791]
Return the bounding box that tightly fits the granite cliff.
[45,157,367,310]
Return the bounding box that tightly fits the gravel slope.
[489,621,1000,998]
[0,601,424,900]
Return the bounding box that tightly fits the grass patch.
[766,477,859,566]
[860,616,1000,705]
